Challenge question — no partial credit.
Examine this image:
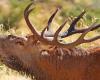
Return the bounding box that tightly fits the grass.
[0,64,31,80]
[0,0,100,80]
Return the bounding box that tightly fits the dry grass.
[0,0,100,80]
[0,64,32,80]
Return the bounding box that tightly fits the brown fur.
[0,35,100,80]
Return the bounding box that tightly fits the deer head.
[0,2,100,80]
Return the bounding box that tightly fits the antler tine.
[61,10,86,38]
[47,8,59,30]
[69,22,100,46]
[24,3,40,38]
[53,20,67,42]
[85,36,100,43]
[61,23,100,38]
[24,3,33,15]
[41,8,59,37]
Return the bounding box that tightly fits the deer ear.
[38,42,52,50]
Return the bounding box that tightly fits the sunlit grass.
[0,64,32,80]
[0,0,100,80]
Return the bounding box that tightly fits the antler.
[24,3,100,49]
[62,10,86,37]
[60,10,100,38]
[41,8,59,37]
[44,10,100,38]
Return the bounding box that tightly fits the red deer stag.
[0,3,100,80]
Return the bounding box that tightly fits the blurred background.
[0,0,100,80]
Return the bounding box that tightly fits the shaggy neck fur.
[0,35,100,80]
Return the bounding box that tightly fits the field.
[0,0,100,80]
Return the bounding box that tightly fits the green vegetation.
[0,0,100,80]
